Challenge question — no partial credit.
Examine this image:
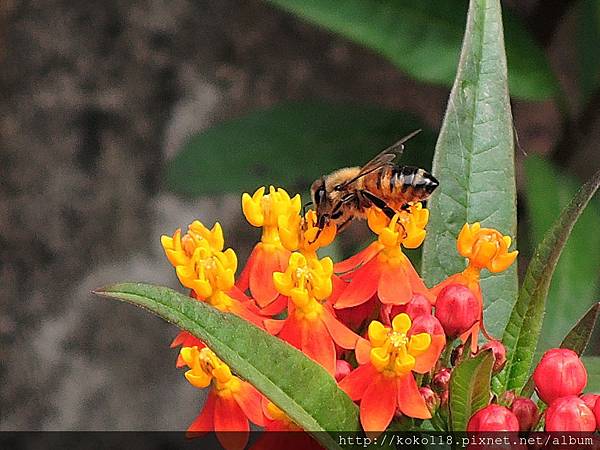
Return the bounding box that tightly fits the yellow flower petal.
[368,320,389,346]
[392,313,412,334]
[185,369,212,388]
[394,353,416,375]
[408,333,431,356]
[370,346,391,371]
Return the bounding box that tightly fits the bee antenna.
[397,129,422,145]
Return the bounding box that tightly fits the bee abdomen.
[391,166,438,200]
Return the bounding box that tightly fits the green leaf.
[499,168,600,393]
[166,102,434,196]
[94,283,359,446]
[421,0,518,338]
[583,356,600,391]
[526,157,600,350]
[577,0,600,102]
[449,350,494,431]
[267,0,557,101]
[560,302,600,355]
[520,302,600,398]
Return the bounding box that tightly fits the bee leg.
[361,190,407,239]
[360,191,397,220]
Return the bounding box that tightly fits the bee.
[310,129,438,235]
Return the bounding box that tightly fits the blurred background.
[1,0,599,430]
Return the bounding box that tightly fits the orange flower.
[237,186,301,308]
[266,252,360,376]
[432,223,517,351]
[339,314,444,435]
[279,208,337,258]
[181,346,265,450]
[162,220,264,360]
[334,204,433,310]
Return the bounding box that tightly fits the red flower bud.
[580,393,598,411]
[432,368,451,394]
[406,294,432,318]
[533,349,587,405]
[419,386,440,414]
[467,404,519,431]
[435,284,480,338]
[595,399,600,430]
[335,359,352,382]
[511,397,539,431]
[545,396,596,432]
[479,340,507,374]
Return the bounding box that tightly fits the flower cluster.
[159,185,536,448]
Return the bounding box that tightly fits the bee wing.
[335,129,422,190]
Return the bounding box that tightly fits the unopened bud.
[467,404,519,431]
[533,348,587,405]
[511,397,539,431]
[335,359,352,382]
[435,284,480,338]
[545,395,596,432]
[406,294,432,319]
[432,368,451,394]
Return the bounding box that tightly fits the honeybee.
[310,129,438,234]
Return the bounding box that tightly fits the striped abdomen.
[361,165,439,208]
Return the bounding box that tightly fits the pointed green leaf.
[166,102,434,196]
[267,0,557,100]
[421,0,518,337]
[560,302,600,355]
[449,350,495,431]
[499,169,600,393]
[94,283,359,446]
[526,156,600,350]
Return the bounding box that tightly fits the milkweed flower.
[180,346,265,450]
[161,220,262,326]
[339,314,444,434]
[334,204,433,312]
[432,222,518,351]
[279,208,337,258]
[258,207,339,315]
[162,220,263,365]
[238,186,301,308]
[267,252,359,376]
